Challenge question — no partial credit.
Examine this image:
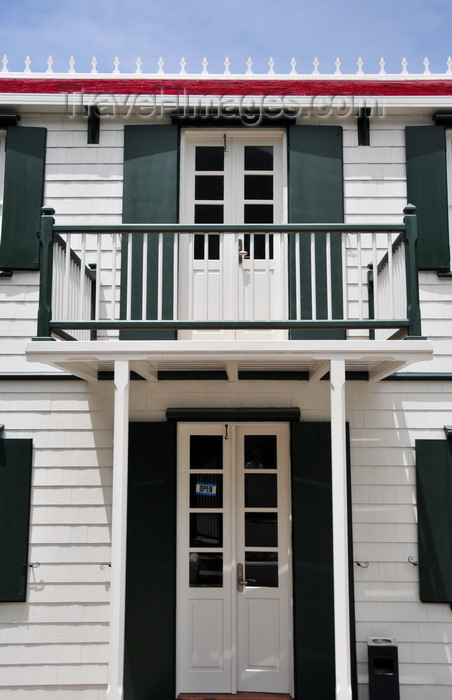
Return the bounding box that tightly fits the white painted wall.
[1,378,452,698]
[0,378,114,699]
[1,108,452,698]
[1,110,451,367]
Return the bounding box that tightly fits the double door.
[176,422,293,695]
[179,130,287,339]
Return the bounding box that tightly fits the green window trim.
[0,437,33,602]
[291,421,357,699]
[124,422,177,700]
[405,125,450,271]
[288,124,345,339]
[416,439,452,603]
[121,124,178,340]
[0,126,47,270]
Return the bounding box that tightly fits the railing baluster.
[265,232,270,320]
[188,233,194,320]
[78,233,86,322]
[310,232,317,319]
[387,231,394,320]
[250,233,255,321]
[234,234,239,322]
[126,233,132,320]
[111,233,118,322]
[326,232,332,320]
[173,233,179,321]
[63,233,71,319]
[372,231,379,320]
[157,232,163,321]
[295,232,301,320]
[219,232,224,321]
[357,233,363,320]
[142,233,148,321]
[203,234,208,320]
[95,233,101,322]
[341,232,347,322]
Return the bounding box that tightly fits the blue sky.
[0,0,451,76]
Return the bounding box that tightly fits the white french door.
[179,130,287,340]
[176,422,293,696]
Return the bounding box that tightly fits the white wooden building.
[0,57,451,700]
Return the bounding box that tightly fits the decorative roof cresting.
[1,55,452,77]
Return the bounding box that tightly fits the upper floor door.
[179,129,287,340]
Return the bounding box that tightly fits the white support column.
[330,359,352,700]
[107,360,130,700]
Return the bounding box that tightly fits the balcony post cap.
[41,207,55,216]
[403,203,417,215]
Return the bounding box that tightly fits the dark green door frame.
[124,419,357,700]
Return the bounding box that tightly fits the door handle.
[237,563,256,592]
[238,239,248,264]
[237,563,247,592]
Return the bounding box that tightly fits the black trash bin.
[368,637,400,700]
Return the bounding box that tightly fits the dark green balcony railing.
[35,205,422,341]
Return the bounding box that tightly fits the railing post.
[367,263,375,340]
[403,204,423,338]
[34,207,56,340]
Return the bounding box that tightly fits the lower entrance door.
[176,422,293,695]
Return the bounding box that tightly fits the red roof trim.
[1,77,452,96]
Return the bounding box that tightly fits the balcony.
[36,206,422,340]
[27,206,432,382]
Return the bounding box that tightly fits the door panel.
[176,423,292,696]
[179,131,287,340]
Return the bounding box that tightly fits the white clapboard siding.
[347,378,452,697]
[1,376,452,695]
[0,379,113,694]
[0,107,452,699]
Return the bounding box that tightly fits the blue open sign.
[196,482,217,496]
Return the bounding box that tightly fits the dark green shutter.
[291,422,356,699]
[124,422,177,700]
[121,125,178,339]
[405,126,450,270]
[0,438,33,602]
[415,439,452,602]
[0,126,47,270]
[288,125,345,339]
